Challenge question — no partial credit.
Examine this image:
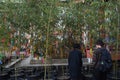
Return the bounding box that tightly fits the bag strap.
[95,50,103,67]
[97,50,102,61]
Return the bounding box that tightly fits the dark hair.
[73,43,81,49]
[94,48,102,54]
[95,39,104,47]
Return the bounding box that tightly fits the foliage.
[0,0,119,54]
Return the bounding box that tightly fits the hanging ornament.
[1,38,6,43]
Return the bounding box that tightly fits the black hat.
[73,43,81,49]
[96,39,104,47]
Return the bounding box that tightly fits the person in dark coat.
[68,43,83,80]
[92,39,112,80]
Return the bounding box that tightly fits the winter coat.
[68,49,83,79]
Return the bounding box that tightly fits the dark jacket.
[68,49,83,79]
[92,48,112,80]
[93,48,112,70]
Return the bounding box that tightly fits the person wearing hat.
[92,39,112,80]
[68,43,83,80]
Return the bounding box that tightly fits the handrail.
[5,58,21,68]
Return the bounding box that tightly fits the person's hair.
[73,43,81,49]
[94,48,102,54]
[95,39,104,47]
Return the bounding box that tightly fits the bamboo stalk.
[115,4,119,79]
[44,1,52,79]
